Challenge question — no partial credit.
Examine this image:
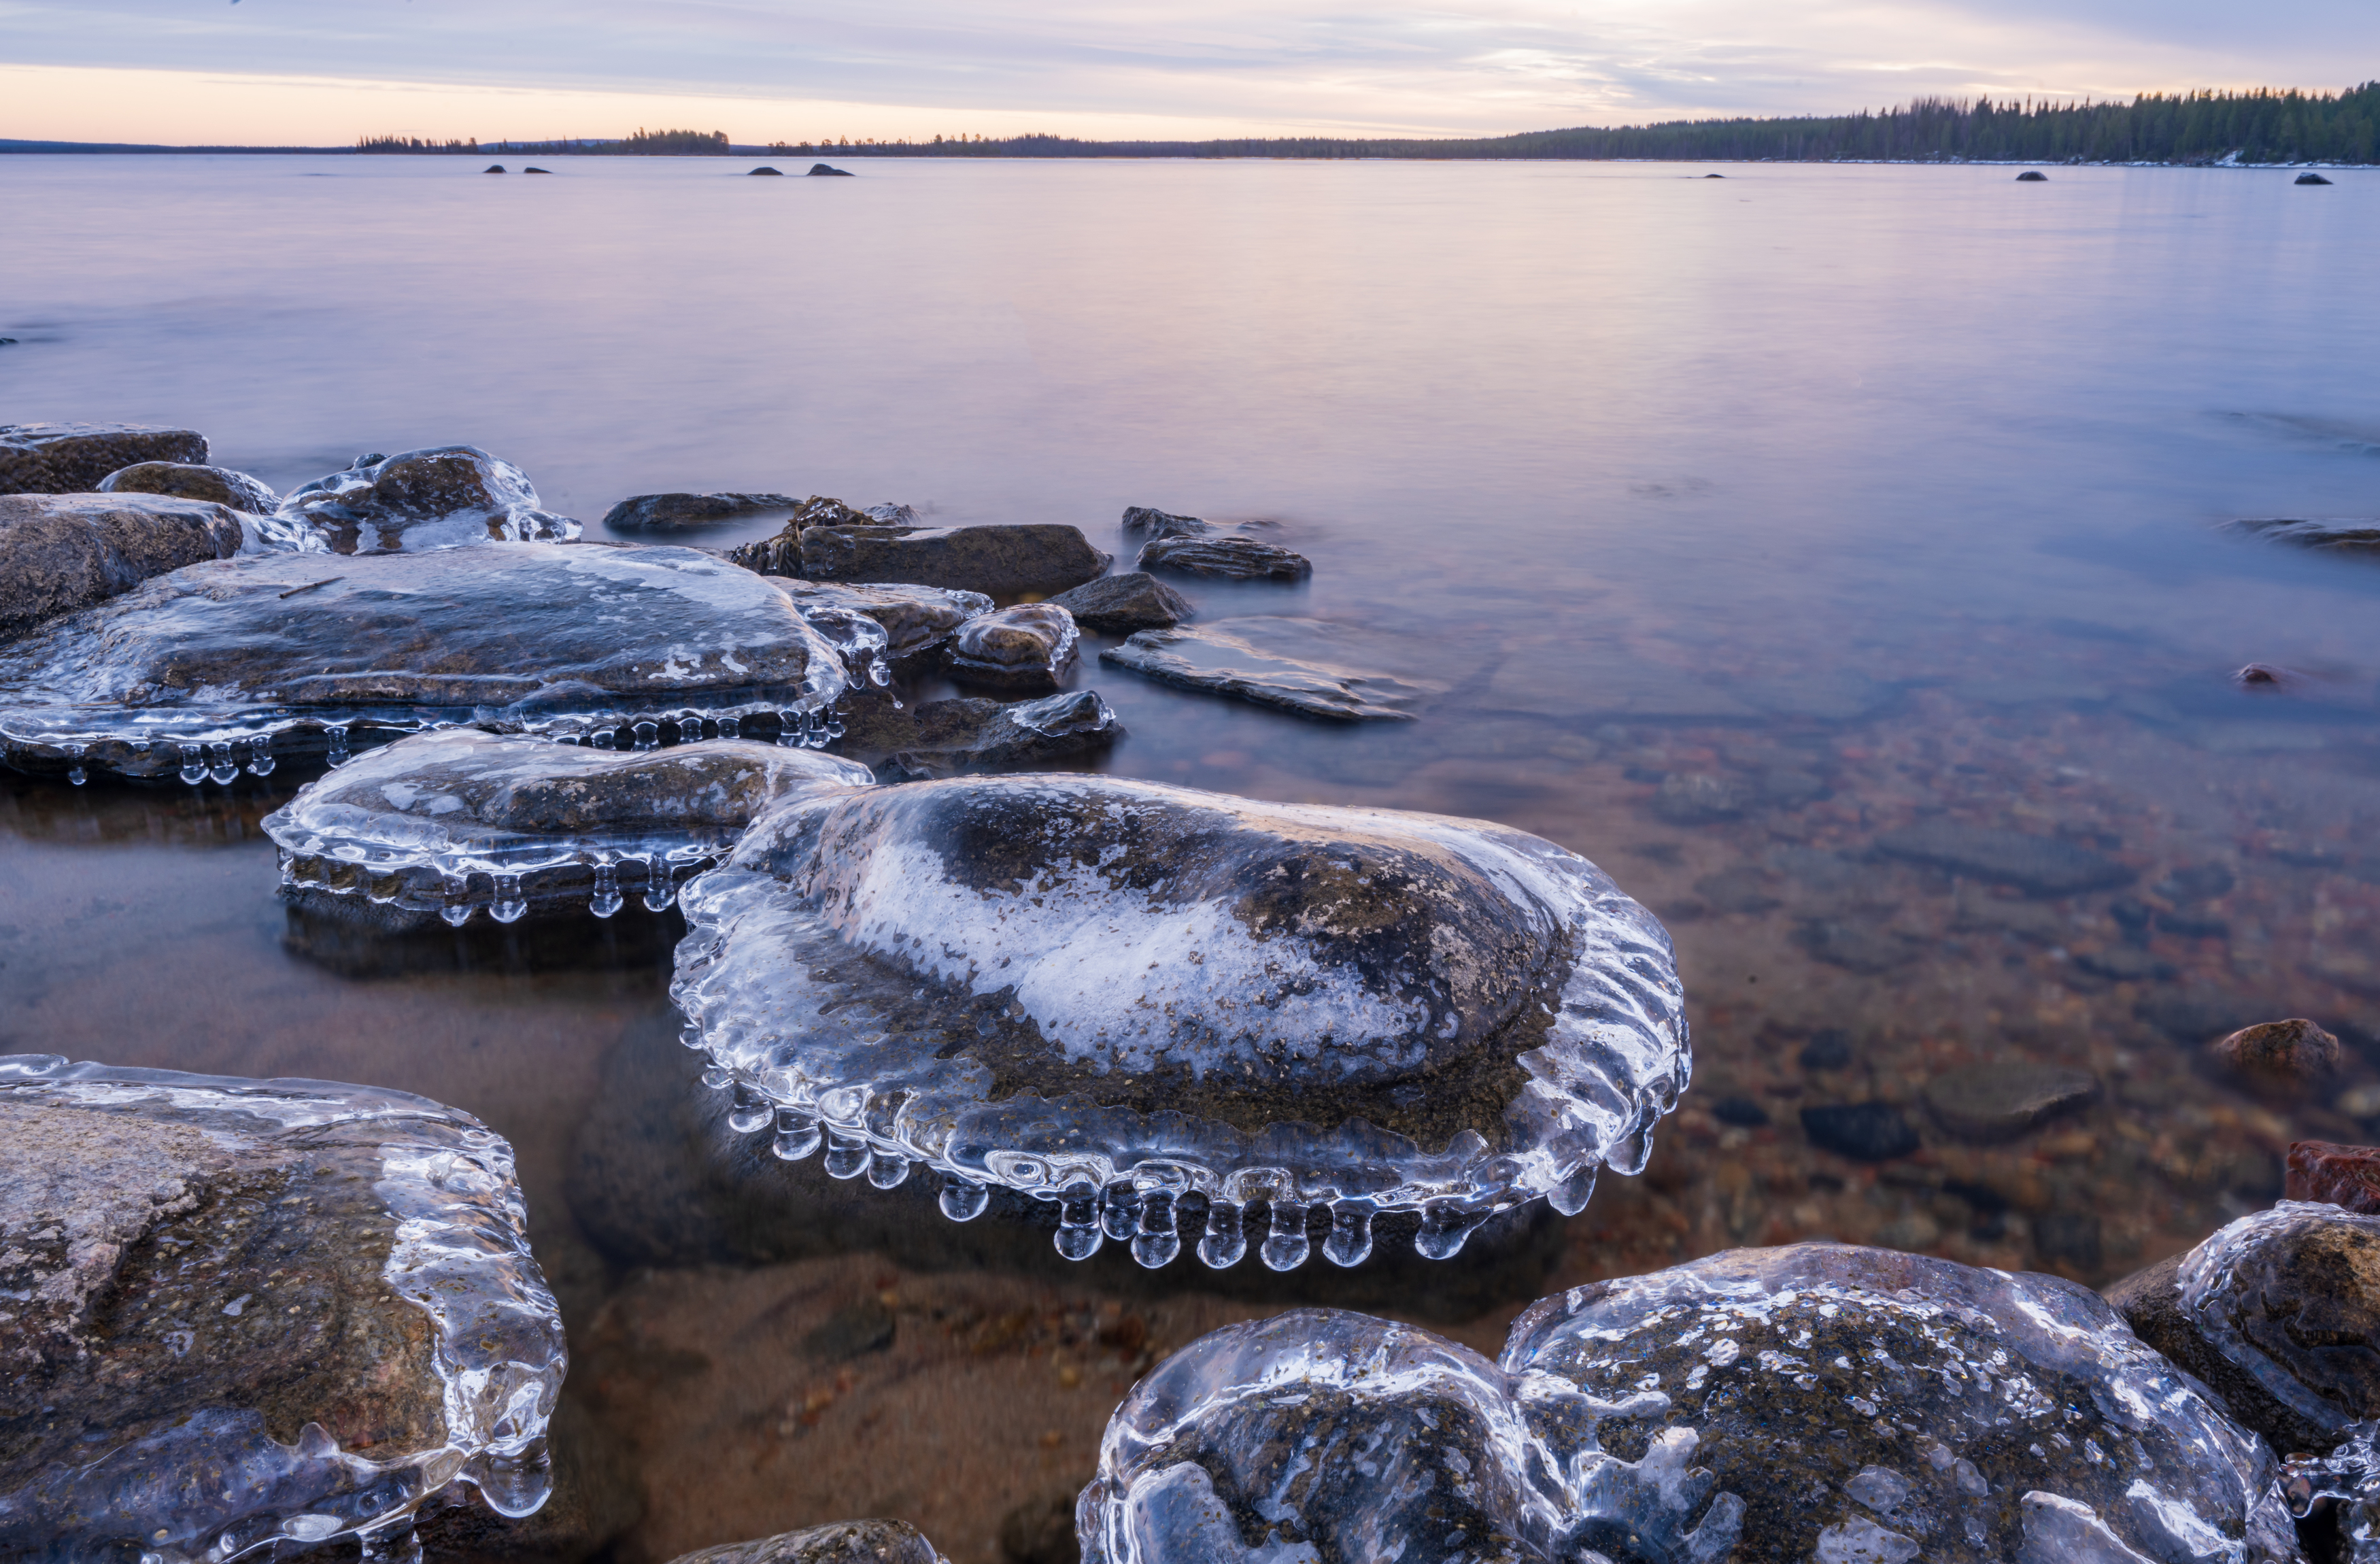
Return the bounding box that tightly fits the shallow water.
[5,152,2379,1560]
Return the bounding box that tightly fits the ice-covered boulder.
[664,1519,945,1564]
[0,421,208,493]
[672,775,1686,1269]
[0,491,244,641]
[98,459,282,515]
[1136,534,1310,582]
[1100,619,1439,721]
[1079,1247,2298,1564]
[945,602,1078,692]
[0,543,848,783]
[602,491,800,530]
[800,523,1112,598]
[0,1054,566,1564]
[277,446,581,553]
[265,728,872,924]
[767,579,991,662]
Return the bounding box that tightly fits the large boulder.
[1047,572,1193,634]
[0,421,208,493]
[0,1054,566,1563]
[664,1520,945,1564]
[766,579,991,662]
[0,491,244,641]
[1098,619,1438,721]
[1136,534,1310,582]
[670,774,1686,1272]
[602,492,800,530]
[800,524,1111,598]
[97,460,280,515]
[0,543,848,782]
[945,602,1078,692]
[277,446,582,553]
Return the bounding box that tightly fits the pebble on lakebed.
[1081,1244,2297,1563]
[671,772,1688,1270]
[0,1053,565,1563]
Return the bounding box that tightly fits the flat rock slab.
[666,1520,945,1564]
[1047,571,1193,634]
[1099,617,1439,721]
[765,580,990,662]
[98,460,280,515]
[0,491,245,641]
[1872,820,2135,897]
[278,445,581,553]
[0,1054,565,1563]
[603,492,801,530]
[2233,517,2380,555]
[800,524,1110,598]
[0,422,208,493]
[1136,534,1311,582]
[0,543,847,781]
[1921,1062,2099,1142]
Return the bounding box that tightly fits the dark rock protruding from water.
[0,1055,566,1563]
[1136,533,1311,581]
[801,523,1111,597]
[524,166,551,173]
[0,421,209,493]
[664,1521,940,1564]
[0,491,243,641]
[1921,1062,2098,1142]
[766,578,990,661]
[809,163,855,176]
[485,163,507,172]
[1119,505,1210,540]
[945,602,1079,692]
[724,496,908,575]
[1872,819,2135,896]
[1099,619,1437,721]
[1801,1100,1920,1161]
[604,491,801,530]
[1048,571,1193,633]
[97,460,279,515]
[2016,169,2048,180]
[279,444,581,552]
[2298,171,2335,185]
[749,167,784,176]
[2232,516,2380,555]
[2289,1141,2380,1213]
[835,688,1122,775]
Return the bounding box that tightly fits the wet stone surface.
[97,460,281,515]
[835,690,1124,777]
[2233,517,2380,556]
[0,420,208,493]
[1134,534,1311,583]
[768,580,993,662]
[605,492,801,530]
[664,1519,947,1564]
[1046,572,1194,634]
[945,604,1080,694]
[1920,1063,2101,1143]
[800,524,1112,598]
[277,445,582,554]
[1098,619,1439,722]
[0,491,245,641]
[2290,1141,2380,1214]
[1118,507,1209,541]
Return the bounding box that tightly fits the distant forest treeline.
[334,84,2380,167]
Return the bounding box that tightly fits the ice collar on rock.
[276,445,581,554]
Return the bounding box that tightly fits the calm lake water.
[4,152,2378,1560]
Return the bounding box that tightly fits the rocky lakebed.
[5,419,2380,1563]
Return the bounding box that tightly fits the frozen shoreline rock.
[671,774,1686,1270]
[800,523,1112,598]
[98,459,282,515]
[1048,572,1194,634]
[1099,619,1438,721]
[1136,534,1310,582]
[603,492,800,530]
[0,421,208,493]
[0,1054,566,1564]
[263,728,873,924]
[836,688,1123,775]
[0,491,245,641]
[0,543,849,783]
[766,579,992,663]
[945,602,1079,692]
[663,1519,946,1564]
[277,446,582,553]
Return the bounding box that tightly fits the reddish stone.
[2286,1140,2380,1213]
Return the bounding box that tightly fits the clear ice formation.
[264,729,874,923]
[945,602,1080,692]
[768,579,991,663]
[0,543,848,784]
[2287,1421,2380,1563]
[2177,1200,2380,1438]
[672,774,1688,1269]
[0,1054,566,1564]
[1080,1246,2298,1564]
[1098,619,1444,723]
[275,446,583,554]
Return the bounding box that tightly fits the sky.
[1,0,2373,147]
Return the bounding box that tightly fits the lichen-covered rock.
[1099,619,1436,721]
[264,728,872,923]
[0,543,848,782]
[946,602,1079,692]
[0,421,208,493]
[0,491,244,641]
[1048,573,1194,634]
[1136,535,1310,582]
[97,460,281,515]
[801,524,1111,598]
[278,446,581,553]
[834,689,1123,776]
[672,774,1686,1270]
[767,580,991,662]
[664,1518,946,1564]
[0,1054,565,1564]
[1119,506,1209,541]
[603,492,801,530]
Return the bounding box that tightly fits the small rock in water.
[748,166,785,175]
[2211,1017,2343,1095]
[1921,1062,2099,1142]
[764,577,992,661]
[2156,862,2237,902]
[2288,1140,2380,1213]
[1711,1094,1769,1127]
[97,459,279,515]
[485,163,507,172]
[0,420,207,492]
[1651,772,1746,824]
[2016,169,2048,180]
[2231,515,2380,555]
[0,492,244,641]
[0,1054,566,1563]
[277,444,582,552]
[836,688,1123,775]
[1801,1101,1920,1161]
[663,1520,942,1564]
[1100,617,1438,721]
[1047,570,1194,633]
[1119,505,1210,540]
[1872,819,2135,897]
[604,490,802,530]
[2298,171,2335,185]
[808,163,855,176]
[945,602,1080,692]
[523,165,551,173]
[1136,533,1312,581]
[802,523,1111,598]
[1795,917,1920,973]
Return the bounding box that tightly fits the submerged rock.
[1083,1246,2294,1564]
[1119,506,1210,541]
[665,1520,944,1564]
[1098,619,1438,721]
[2290,1141,2380,1214]
[0,1054,566,1564]
[801,524,1112,598]
[672,774,1687,1270]
[1136,534,1311,582]
[945,602,1079,692]
[603,491,800,530]
[2232,517,2380,556]
[98,459,281,515]
[277,445,582,553]
[2212,1017,2343,1096]
[835,689,1123,775]
[1047,571,1193,634]
[0,543,849,783]
[1920,1062,2099,1142]
[0,491,244,641]
[1801,1100,1921,1161]
[0,421,208,494]
[766,579,991,662]
[262,728,872,925]
[1872,820,2135,897]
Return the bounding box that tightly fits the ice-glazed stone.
[0,543,849,783]
[766,579,993,662]
[2283,1418,2380,1563]
[664,1518,947,1564]
[0,1054,565,1564]
[672,774,1686,1268]
[945,602,1080,692]
[725,499,915,576]
[263,728,873,923]
[0,421,208,493]
[603,492,800,530]
[277,446,581,553]
[1136,534,1311,583]
[0,492,245,641]
[1100,619,1441,722]
[98,460,282,516]
[837,689,1124,777]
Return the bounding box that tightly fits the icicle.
[823,1128,869,1179]
[632,720,659,751]
[1549,1163,1597,1217]
[63,743,86,786]
[589,862,622,918]
[207,741,237,785]
[1416,1201,1493,1259]
[1101,1183,1141,1242]
[325,725,350,767]
[726,1085,772,1133]
[1198,1200,1246,1269]
[440,871,473,927]
[1323,1202,1374,1268]
[777,709,802,747]
[1055,1184,1104,1260]
[1132,1191,1180,1269]
[639,857,673,912]
[490,873,527,923]
[719,714,741,739]
[245,733,275,777]
[1260,1202,1310,1272]
[359,1522,422,1564]
[179,743,205,785]
[772,1109,822,1160]
[866,1151,912,1189]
